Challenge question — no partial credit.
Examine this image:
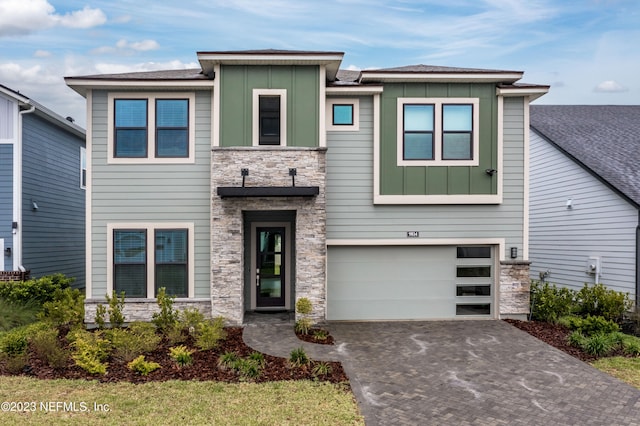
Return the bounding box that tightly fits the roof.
[0,84,85,138]
[359,64,524,84]
[64,68,206,82]
[530,105,640,207]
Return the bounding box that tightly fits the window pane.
[261,117,280,136]
[157,129,188,157]
[404,133,433,160]
[156,99,187,127]
[115,100,147,127]
[457,266,491,278]
[115,129,147,157]
[259,96,280,112]
[333,104,353,125]
[259,96,280,145]
[456,285,491,296]
[114,264,146,297]
[404,105,433,131]
[115,230,146,263]
[156,265,187,297]
[155,230,187,297]
[114,230,146,298]
[457,247,491,258]
[443,104,472,131]
[443,133,472,159]
[456,304,491,315]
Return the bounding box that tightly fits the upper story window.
[397,98,479,167]
[252,89,287,146]
[108,93,195,164]
[326,98,360,131]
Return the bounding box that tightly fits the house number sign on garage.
[407,231,419,238]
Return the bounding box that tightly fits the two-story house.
[65,49,548,324]
[0,84,86,286]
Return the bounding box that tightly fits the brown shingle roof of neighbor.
[531,105,640,207]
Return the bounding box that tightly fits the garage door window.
[455,246,492,317]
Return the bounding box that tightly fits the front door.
[256,227,286,307]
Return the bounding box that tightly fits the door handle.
[256,268,260,287]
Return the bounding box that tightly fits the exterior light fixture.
[510,247,518,259]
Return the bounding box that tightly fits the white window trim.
[397,97,480,167]
[326,98,360,131]
[80,146,86,189]
[252,88,287,146]
[107,92,196,164]
[106,222,195,298]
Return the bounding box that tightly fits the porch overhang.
[217,186,320,198]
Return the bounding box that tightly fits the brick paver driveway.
[329,321,640,425]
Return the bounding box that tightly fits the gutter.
[13,102,36,270]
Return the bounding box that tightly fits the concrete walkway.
[244,320,640,425]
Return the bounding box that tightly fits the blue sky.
[1,0,638,128]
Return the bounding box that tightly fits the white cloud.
[594,80,628,93]
[0,0,105,36]
[92,39,160,55]
[34,50,52,58]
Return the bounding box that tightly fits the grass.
[0,298,40,332]
[591,357,640,389]
[0,376,364,425]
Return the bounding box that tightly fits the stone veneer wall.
[84,299,211,324]
[499,260,531,320]
[211,147,327,325]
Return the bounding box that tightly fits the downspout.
[13,102,36,270]
[636,210,639,310]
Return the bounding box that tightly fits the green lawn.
[0,377,364,425]
[591,357,640,389]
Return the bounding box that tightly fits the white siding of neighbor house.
[89,90,212,299]
[326,96,527,259]
[529,129,638,298]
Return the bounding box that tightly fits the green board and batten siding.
[379,83,498,196]
[89,90,212,298]
[219,65,320,147]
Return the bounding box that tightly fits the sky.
[0,0,639,128]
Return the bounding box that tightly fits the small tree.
[295,297,313,335]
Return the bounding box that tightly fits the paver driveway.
[327,321,640,425]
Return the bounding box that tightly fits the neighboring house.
[0,84,86,287]
[529,105,640,306]
[65,49,548,324]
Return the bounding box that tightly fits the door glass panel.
[256,228,285,307]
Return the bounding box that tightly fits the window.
[108,93,195,164]
[326,98,359,131]
[455,245,493,317]
[80,146,87,189]
[108,223,194,298]
[397,98,479,166]
[252,89,287,146]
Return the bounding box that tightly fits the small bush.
[579,315,620,336]
[169,345,194,367]
[295,318,313,335]
[0,298,40,332]
[530,281,577,323]
[179,307,206,331]
[567,330,587,348]
[289,347,309,367]
[71,331,110,375]
[106,291,126,328]
[94,304,107,330]
[576,283,631,322]
[106,325,160,362]
[312,329,329,341]
[248,351,266,367]
[312,362,332,378]
[1,352,28,374]
[152,288,179,332]
[557,315,583,330]
[620,335,640,356]
[29,328,68,369]
[128,355,161,376]
[296,298,313,315]
[38,288,84,326]
[0,273,73,305]
[194,317,226,351]
[582,333,617,357]
[218,351,239,370]
[0,330,28,357]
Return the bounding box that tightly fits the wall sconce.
[31,200,38,211]
[241,168,249,187]
[485,168,497,176]
[566,198,572,209]
[4,247,10,257]
[510,247,518,259]
[289,168,297,187]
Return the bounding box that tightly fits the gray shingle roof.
[530,105,640,207]
[65,68,205,81]
[367,64,521,74]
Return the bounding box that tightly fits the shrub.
[194,317,226,351]
[567,330,587,348]
[179,307,206,331]
[29,328,68,369]
[289,347,309,367]
[312,329,329,341]
[0,273,73,305]
[71,331,110,375]
[556,315,583,330]
[248,351,266,367]
[578,315,620,336]
[218,351,239,370]
[0,329,28,357]
[128,355,161,376]
[530,281,576,323]
[94,304,107,330]
[105,291,126,328]
[575,283,632,322]
[236,358,261,380]
[169,345,194,367]
[295,318,313,335]
[0,298,40,331]
[312,362,332,378]
[296,298,313,316]
[582,333,617,357]
[38,288,84,326]
[152,288,179,332]
[105,325,160,362]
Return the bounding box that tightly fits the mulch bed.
[295,328,335,345]
[0,327,348,384]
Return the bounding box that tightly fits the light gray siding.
[326,96,527,259]
[90,90,211,298]
[529,129,638,297]
[21,114,86,285]
[0,144,12,270]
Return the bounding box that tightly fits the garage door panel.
[327,299,455,320]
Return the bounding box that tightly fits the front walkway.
[244,320,640,425]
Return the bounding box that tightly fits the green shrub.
[312,329,328,341]
[289,347,309,367]
[0,329,28,357]
[179,307,206,332]
[169,345,194,367]
[582,333,617,357]
[94,304,107,330]
[71,331,110,375]
[576,283,631,322]
[620,334,640,356]
[38,288,84,326]
[218,351,239,370]
[128,355,161,376]
[29,328,68,369]
[295,318,313,335]
[567,330,587,348]
[0,274,73,305]
[152,288,179,332]
[312,362,332,378]
[248,351,266,367]
[0,298,40,331]
[296,298,313,315]
[530,281,577,323]
[194,317,226,351]
[105,291,126,327]
[105,324,160,362]
[236,358,261,380]
[578,315,620,336]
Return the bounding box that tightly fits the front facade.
[0,85,86,286]
[66,50,548,324]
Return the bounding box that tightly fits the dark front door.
[256,227,286,307]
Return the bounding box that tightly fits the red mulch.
[0,327,348,384]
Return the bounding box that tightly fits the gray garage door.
[327,245,494,320]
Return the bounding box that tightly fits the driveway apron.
[328,321,640,425]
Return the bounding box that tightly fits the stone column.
[499,260,531,320]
